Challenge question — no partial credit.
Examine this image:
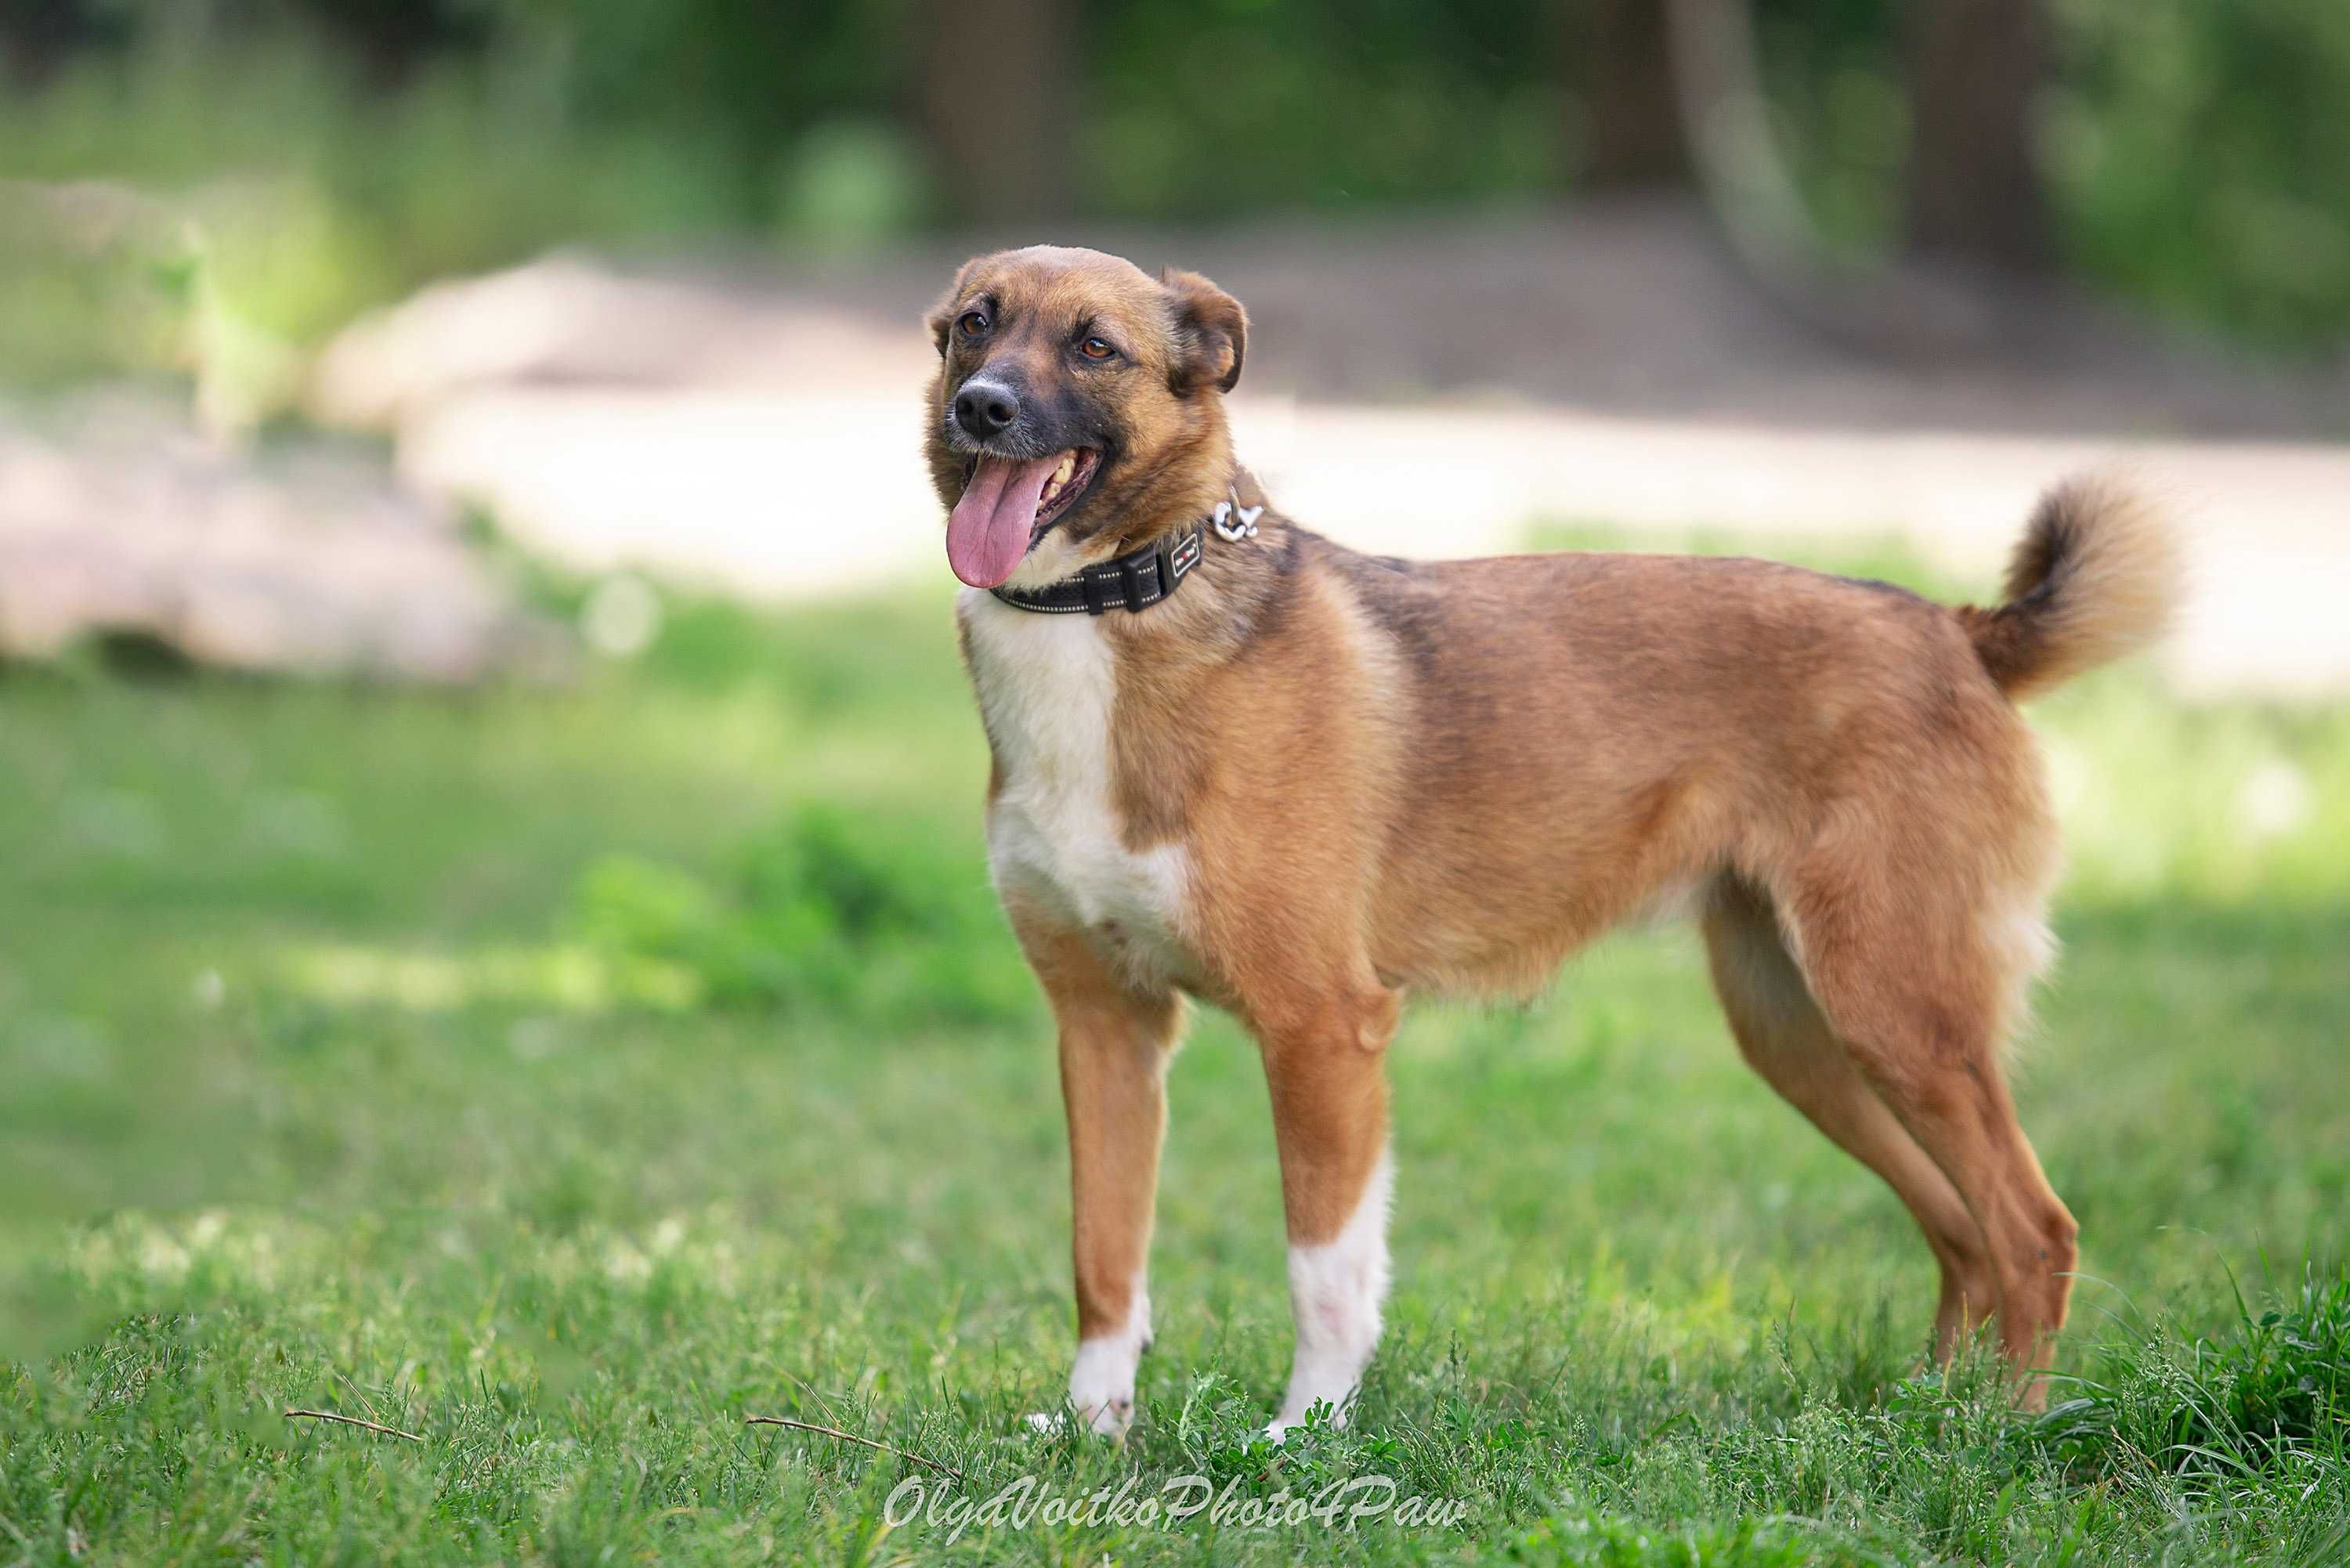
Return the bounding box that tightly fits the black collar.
[989,525,1206,616]
[989,484,1266,616]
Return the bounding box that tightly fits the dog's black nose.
[954,384,1020,438]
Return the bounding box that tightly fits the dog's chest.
[960,594,1193,981]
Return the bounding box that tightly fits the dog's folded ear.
[925,291,959,359]
[1162,268,1246,394]
[926,262,976,359]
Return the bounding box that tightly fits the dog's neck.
[987,468,1286,639]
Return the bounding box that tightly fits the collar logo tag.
[1168,530,1202,578]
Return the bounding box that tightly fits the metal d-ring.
[1212,493,1264,543]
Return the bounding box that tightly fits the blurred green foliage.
[0,25,741,384]
[1081,0,1567,216]
[1,0,2348,378]
[572,805,1033,1026]
[2051,0,2350,344]
[1759,0,2350,343]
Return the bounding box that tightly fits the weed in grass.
[572,802,1031,1026]
[2037,1263,2350,1487]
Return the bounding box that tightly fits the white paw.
[1053,1290,1148,1440]
[1023,1392,1133,1440]
[1074,1393,1134,1439]
[1066,1335,1141,1439]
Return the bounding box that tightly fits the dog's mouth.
[945,447,1101,589]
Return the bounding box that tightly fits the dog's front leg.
[1019,920,1184,1438]
[1259,983,1400,1437]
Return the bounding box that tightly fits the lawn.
[2,537,2345,1566]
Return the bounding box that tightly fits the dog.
[923,244,2181,1438]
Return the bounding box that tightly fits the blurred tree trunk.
[1904,0,2052,271]
[920,0,1076,224]
[299,0,489,91]
[1585,0,1692,187]
[0,0,114,87]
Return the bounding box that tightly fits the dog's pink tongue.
[947,455,1059,588]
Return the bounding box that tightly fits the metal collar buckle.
[1211,489,1264,544]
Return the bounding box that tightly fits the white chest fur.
[960,591,1194,986]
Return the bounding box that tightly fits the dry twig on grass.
[283,1408,425,1443]
[745,1415,963,1480]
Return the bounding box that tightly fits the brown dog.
[924,244,2181,1437]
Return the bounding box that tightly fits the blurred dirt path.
[313,206,2350,697]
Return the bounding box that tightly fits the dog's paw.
[1076,1395,1134,1439]
[1058,1311,1145,1440]
[1065,1352,1137,1440]
[1023,1396,1132,1440]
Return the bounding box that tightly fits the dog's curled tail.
[1960,475,2185,701]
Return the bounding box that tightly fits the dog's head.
[924,246,1246,590]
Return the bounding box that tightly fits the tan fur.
[928,246,2183,1414]
[1011,911,1184,1340]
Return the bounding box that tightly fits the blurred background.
[2,8,2347,1559]
[5,0,2350,689]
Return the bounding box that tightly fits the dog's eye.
[957,310,989,338]
[1079,336,1115,360]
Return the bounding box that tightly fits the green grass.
[1,538,2346,1566]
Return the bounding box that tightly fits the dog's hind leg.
[1774,853,2076,1406]
[1018,916,1187,1439]
[1702,876,1996,1356]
